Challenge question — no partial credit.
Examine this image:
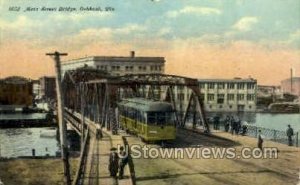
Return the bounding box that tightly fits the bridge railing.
[206,120,299,147]
[73,129,90,185]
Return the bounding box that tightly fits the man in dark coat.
[109,147,119,177]
[118,146,129,179]
[286,125,294,146]
[257,130,263,151]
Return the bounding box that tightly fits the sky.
[0,0,299,85]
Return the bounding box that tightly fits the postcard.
[0,0,299,185]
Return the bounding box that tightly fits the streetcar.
[117,98,176,142]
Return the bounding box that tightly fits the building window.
[237,83,245,89]
[228,83,235,89]
[217,94,224,104]
[219,105,223,109]
[229,105,232,109]
[208,83,215,89]
[218,83,225,89]
[247,94,255,101]
[207,94,214,101]
[111,66,120,70]
[126,66,134,71]
[247,83,255,89]
[249,105,252,109]
[237,94,244,101]
[100,65,107,70]
[209,105,213,109]
[228,94,234,101]
[199,83,205,89]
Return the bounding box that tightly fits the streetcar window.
[157,112,165,125]
[128,108,135,119]
[147,112,156,124]
[166,112,175,125]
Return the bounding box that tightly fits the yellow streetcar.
[117,98,176,142]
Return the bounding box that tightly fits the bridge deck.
[83,129,132,185]
[126,129,300,185]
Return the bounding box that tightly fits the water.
[0,127,59,158]
[0,113,46,120]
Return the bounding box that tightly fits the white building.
[61,51,165,77]
[173,78,257,112]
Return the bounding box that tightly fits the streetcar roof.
[118,98,173,112]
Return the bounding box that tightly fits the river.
[0,127,59,158]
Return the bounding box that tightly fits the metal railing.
[73,129,90,185]
[208,121,299,147]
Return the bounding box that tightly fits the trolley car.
[117,98,176,142]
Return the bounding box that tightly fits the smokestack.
[290,68,293,93]
[130,51,135,58]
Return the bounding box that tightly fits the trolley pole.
[46,51,71,185]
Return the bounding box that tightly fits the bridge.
[44,52,300,185]
[61,68,210,185]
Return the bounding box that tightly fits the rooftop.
[63,51,165,65]
[0,76,32,84]
[198,78,257,83]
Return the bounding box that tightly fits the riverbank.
[0,157,78,185]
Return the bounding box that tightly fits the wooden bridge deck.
[126,129,300,185]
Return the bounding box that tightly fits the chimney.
[130,51,135,58]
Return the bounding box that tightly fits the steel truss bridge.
[62,68,210,184]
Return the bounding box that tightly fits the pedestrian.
[235,119,241,135]
[118,146,129,179]
[230,117,235,135]
[286,125,294,146]
[213,116,220,130]
[108,147,119,177]
[224,116,230,132]
[257,130,263,151]
[242,124,248,136]
[96,124,102,139]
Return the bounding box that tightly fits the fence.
[207,121,299,147]
[245,124,299,147]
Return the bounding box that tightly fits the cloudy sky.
[0,0,299,85]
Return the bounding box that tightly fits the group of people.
[108,146,129,179]
[213,115,248,135]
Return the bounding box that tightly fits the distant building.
[61,51,165,77]
[39,76,56,100]
[257,85,282,98]
[281,77,300,97]
[173,78,257,112]
[0,76,33,106]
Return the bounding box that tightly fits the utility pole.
[46,51,71,185]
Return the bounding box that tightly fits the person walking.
[108,147,119,177]
[118,146,129,179]
[224,116,230,132]
[257,130,264,151]
[286,125,294,146]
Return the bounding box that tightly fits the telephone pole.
[46,51,71,185]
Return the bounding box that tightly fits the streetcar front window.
[147,112,156,124]
[157,112,165,125]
